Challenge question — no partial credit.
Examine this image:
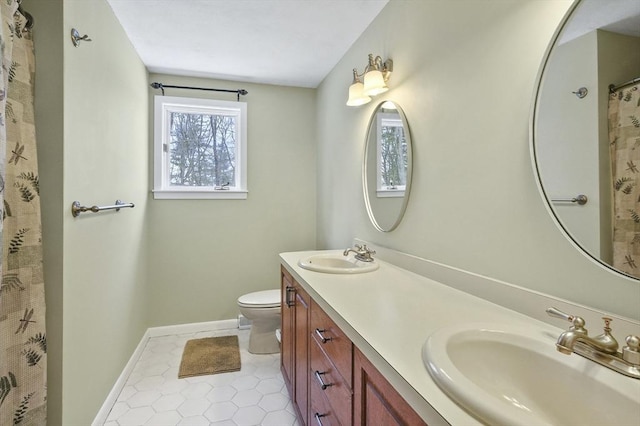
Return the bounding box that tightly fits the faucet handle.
[623,335,640,365]
[546,307,587,334]
[362,244,376,255]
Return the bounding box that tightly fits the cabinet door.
[295,284,310,425]
[281,267,296,395]
[353,348,427,426]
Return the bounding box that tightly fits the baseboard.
[146,319,238,337]
[92,319,236,425]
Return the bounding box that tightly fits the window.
[153,96,247,199]
[376,111,407,198]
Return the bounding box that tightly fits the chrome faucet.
[343,244,376,262]
[546,307,640,379]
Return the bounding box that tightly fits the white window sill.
[152,189,248,200]
[376,190,405,198]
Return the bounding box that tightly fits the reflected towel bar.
[551,195,588,205]
[71,200,135,217]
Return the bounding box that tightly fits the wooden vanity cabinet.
[281,267,310,424]
[354,347,428,426]
[309,300,353,426]
[281,266,427,426]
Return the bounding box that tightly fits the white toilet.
[237,289,281,354]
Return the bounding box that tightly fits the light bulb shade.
[363,69,388,96]
[346,81,371,106]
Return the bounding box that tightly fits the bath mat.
[178,335,241,378]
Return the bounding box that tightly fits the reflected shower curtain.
[609,82,640,278]
[0,1,47,425]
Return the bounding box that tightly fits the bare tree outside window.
[169,112,237,187]
[379,123,407,189]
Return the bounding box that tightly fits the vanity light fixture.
[346,54,393,106]
[346,69,371,106]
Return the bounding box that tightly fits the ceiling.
[559,0,640,44]
[106,0,389,88]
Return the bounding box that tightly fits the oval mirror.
[363,101,413,232]
[532,0,640,279]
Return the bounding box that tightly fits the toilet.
[237,289,281,354]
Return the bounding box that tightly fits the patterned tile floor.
[103,328,300,426]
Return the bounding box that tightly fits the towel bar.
[71,200,134,217]
[550,195,588,205]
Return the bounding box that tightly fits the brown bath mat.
[178,335,241,378]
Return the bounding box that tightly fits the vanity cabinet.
[309,299,353,426]
[281,266,428,426]
[354,347,427,426]
[281,266,310,423]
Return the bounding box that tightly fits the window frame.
[153,95,248,200]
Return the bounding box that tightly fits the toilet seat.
[237,289,280,309]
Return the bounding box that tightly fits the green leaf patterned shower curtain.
[610,82,640,279]
[0,1,47,425]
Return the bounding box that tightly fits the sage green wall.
[146,74,317,327]
[28,0,150,424]
[316,0,639,319]
[24,0,64,424]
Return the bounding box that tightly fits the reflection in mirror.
[533,0,640,278]
[364,101,412,232]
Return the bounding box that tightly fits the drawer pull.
[314,370,333,390]
[285,286,295,307]
[315,328,332,343]
[314,412,327,426]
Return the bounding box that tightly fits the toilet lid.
[238,289,280,308]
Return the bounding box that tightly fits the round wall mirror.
[532,0,640,279]
[363,101,413,232]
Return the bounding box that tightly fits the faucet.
[555,316,618,355]
[343,244,376,262]
[546,307,640,379]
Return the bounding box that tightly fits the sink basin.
[423,323,640,426]
[298,253,379,274]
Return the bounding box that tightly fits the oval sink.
[423,323,640,426]
[298,253,379,274]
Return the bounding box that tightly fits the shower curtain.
[609,82,640,279]
[0,1,47,425]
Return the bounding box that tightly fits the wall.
[536,31,602,258]
[146,74,317,326]
[25,0,64,423]
[28,0,150,424]
[316,0,639,320]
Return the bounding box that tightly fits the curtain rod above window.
[150,82,248,101]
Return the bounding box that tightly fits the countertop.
[279,250,584,425]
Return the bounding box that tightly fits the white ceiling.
[106,0,389,88]
[559,0,640,44]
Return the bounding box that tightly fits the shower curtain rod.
[150,82,248,101]
[609,77,640,93]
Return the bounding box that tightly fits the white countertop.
[280,250,574,425]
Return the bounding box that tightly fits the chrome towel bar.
[551,194,588,205]
[71,200,135,217]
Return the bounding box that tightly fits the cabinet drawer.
[311,300,353,387]
[310,338,352,426]
[310,368,345,426]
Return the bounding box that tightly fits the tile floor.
[103,328,300,426]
